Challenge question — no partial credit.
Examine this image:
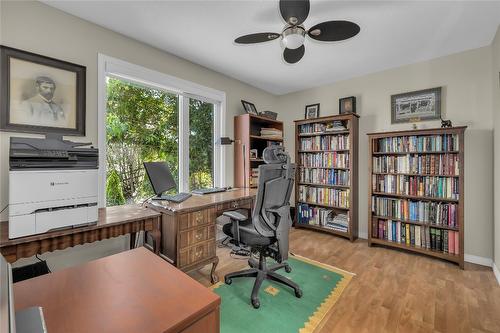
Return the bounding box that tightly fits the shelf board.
[372,151,459,155]
[372,172,459,178]
[371,215,459,231]
[249,114,283,124]
[299,166,350,170]
[370,238,461,263]
[371,192,459,203]
[298,149,350,153]
[298,130,350,137]
[295,223,350,238]
[296,201,349,210]
[250,135,283,141]
[298,182,350,189]
[249,158,264,162]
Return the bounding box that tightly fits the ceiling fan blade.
[283,45,305,64]
[279,0,310,26]
[235,32,280,44]
[308,20,360,42]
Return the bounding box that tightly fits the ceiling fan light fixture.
[282,26,306,49]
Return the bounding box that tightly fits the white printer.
[8,135,99,239]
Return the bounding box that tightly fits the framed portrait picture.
[0,45,86,135]
[391,87,441,124]
[241,100,258,115]
[339,96,356,114]
[305,103,320,119]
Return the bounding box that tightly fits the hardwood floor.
[190,228,500,333]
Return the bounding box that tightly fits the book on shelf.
[260,127,282,138]
[298,185,350,208]
[372,196,458,227]
[376,134,459,153]
[299,152,350,168]
[300,168,350,186]
[297,203,349,232]
[372,154,459,176]
[374,218,459,254]
[299,134,349,151]
[299,120,349,134]
[372,174,459,200]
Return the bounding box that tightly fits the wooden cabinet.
[147,189,256,283]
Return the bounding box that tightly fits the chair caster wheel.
[285,265,292,273]
[251,298,260,309]
[225,278,232,285]
[295,289,303,298]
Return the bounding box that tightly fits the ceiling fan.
[234,0,360,64]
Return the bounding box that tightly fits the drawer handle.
[195,232,202,240]
[232,201,239,208]
[195,251,203,257]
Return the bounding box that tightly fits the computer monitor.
[143,162,177,197]
[0,254,15,333]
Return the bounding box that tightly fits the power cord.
[35,254,52,273]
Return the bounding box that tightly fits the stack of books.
[328,213,349,232]
[260,127,283,138]
[325,121,347,132]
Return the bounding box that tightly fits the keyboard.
[192,187,227,195]
[152,192,192,203]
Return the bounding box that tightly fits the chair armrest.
[223,210,247,221]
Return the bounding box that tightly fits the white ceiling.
[42,1,500,95]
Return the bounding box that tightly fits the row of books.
[372,175,459,200]
[299,152,350,168]
[372,196,458,227]
[299,121,348,134]
[299,168,350,186]
[260,127,283,138]
[296,203,349,232]
[372,154,460,176]
[250,168,259,187]
[375,134,459,153]
[298,185,350,208]
[373,219,460,254]
[299,135,350,151]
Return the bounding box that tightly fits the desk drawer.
[179,225,215,248]
[179,209,213,231]
[179,241,215,268]
[217,199,252,212]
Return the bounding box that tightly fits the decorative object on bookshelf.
[304,103,320,119]
[339,96,356,114]
[440,116,452,128]
[368,126,466,268]
[294,114,359,241]
[258,110,278,120]
[241,100,258,115]
[391,87,442,124]
[234,113,284,188]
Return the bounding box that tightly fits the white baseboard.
[493,263,500,286]
[464,254,493,267]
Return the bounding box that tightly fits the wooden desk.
[0,205,161,263]
[147,188,256,284]
[14,247,220,333]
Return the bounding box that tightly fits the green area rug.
[212,255,354,333]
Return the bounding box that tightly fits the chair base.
[224,252,302,309]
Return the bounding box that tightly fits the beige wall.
[277,47,495,260]
[492,26,500,272]
[0,1,277,269]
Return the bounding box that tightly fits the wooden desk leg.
[130,232,137,249]
[210,256,219,284]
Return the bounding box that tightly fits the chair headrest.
[263,146,288,164]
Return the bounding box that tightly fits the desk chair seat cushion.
[222,220,275,246]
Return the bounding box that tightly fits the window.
[98,55,225,207]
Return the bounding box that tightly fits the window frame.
[98,54,226,207]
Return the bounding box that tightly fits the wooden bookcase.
[367,127,466,268]
[294,114,359,241]
[234,114,284,188]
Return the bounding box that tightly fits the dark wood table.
[0,205,161,263]
[14,247,221,333]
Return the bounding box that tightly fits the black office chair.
[222,146,302,309]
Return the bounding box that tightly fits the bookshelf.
[294,114,359,241]
[234,114,284,188]
[367,127,466,268]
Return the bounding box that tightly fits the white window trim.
[97,54,226,207]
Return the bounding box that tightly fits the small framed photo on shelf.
[249,149,258,159]
[391,87,441,124]
[0,45,86,136]
[339,96,356,114]
[241,100,258,115]
[304,103,320,119]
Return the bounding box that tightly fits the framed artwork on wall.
[391,87,442,124]
[241,100,258,115]
[304,103,320,119]
[339,96,356,114]
[0,45,86,136]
